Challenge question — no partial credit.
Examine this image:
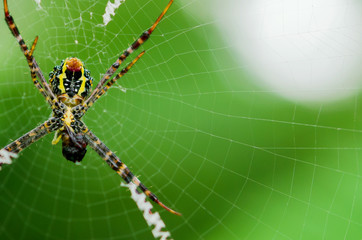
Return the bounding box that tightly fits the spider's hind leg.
[81,51,145,112]
[3,0,58,108]
[84,0,174,108]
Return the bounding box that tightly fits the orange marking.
[29,36,38,57]
[137,39,144,45]
[4,0,9,16]
[65,58,82,72]
[148,0,174,34]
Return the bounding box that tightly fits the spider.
[0,0,180,216]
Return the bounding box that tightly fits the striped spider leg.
[71,51,145,118]
[82,0,174,114]
[73,53,181,215]
[69,1,180,215]
[78,121,181,216]
[3,0,62,110]
[1,0,65,166]
[0,118,61,169]
[1,0,180,216]
[76,50,145,114]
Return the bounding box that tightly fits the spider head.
[49,58,94,106]
[61,131,88,163]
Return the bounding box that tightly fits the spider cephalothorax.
[0,0,180,216]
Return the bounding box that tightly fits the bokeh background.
[1,0,362,239]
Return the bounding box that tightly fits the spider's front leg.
[0,118,62,169]
[77,121,181,216]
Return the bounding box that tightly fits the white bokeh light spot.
[215,0,362,102]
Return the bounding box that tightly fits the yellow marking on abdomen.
[58,60,68,94]
[77,67,87,95]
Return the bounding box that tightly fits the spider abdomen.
[61,132,87,163]
[49,57,93,107]
[63,77,82,98]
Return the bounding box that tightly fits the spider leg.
[29,35,38,58]
[82,51,145,111]
[84,0,173,107]
[0,117,61,168]
[3,0,59,108]
[80,122,181,216]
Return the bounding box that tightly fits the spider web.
[0,0,362,239]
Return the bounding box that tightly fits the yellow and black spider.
[0,0,180,216]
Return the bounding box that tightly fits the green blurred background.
[0,0,361,239]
